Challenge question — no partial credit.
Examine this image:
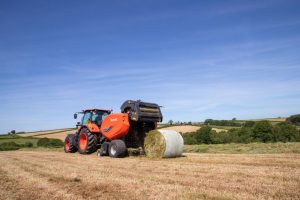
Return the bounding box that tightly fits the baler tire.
[97,142,109,157]
[108,140,127,158]
[64,134,77,153]
[97,148,105,157]
[78,128,97,154]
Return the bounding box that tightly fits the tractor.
[64,100,163,158]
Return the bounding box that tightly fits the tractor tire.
[78,128,97,154]
[64,134,77,153]
[108,140,127,158]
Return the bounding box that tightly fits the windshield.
[91,111,109,123]
[82,112,92,125]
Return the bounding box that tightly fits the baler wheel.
[64,134,77,153]
[108,140,127,158]
[78,128,97,154]
[97,148,106,157]
[97,142,109,157]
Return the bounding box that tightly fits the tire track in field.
[0,168,45,200]
[1,152,200,199]
[2,154,138,200]
[0,153,250,199]
[0,158,68,199]
[16,152,206,189]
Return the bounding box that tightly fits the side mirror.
[74,113,77,119]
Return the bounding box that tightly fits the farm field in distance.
[14,125,220,141]
[160,125,226,133]
[0,150,299,200]
[185,142,300,154]
[17,128,76,141]
[14,126,203,142]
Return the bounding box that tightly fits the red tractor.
[64,100,163,158]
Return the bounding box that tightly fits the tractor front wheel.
[64,134,77,153]
[108,140,127,158]
[78,128,97,154]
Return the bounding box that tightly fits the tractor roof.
[83,108,111,112]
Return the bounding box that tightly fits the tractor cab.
[74,109,111,127]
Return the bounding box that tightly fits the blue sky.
[0,0,300,133]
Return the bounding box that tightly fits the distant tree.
[232,117,237,121]
[204,119,241,127]
[286,114,300,124]
[182,133,197,145]
[244,121,255,127]
[210,130,231,144]
[204,119,213,125]
[236,127,253,143]
[168,120,173,125]
[10,130,16,134]
[188,121,192,125]
[252,120,274,142]
[195,126,212,144]
[273,122,300,142]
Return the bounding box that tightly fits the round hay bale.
[144,130,184,158]
[144,130,166,158]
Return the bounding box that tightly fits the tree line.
[183,120,300,144]
[204,119,242,127]
[286,114,300,125]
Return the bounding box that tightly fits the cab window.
[102,112,108,120]
[82,112,92,125]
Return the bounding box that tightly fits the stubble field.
[160,125,226,133]
[17,128,76,141]
[0,151,299,200]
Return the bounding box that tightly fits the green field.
[0,135,39,147]
[0,134,64,151]
[184,142,300,154]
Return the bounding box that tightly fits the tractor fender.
[86,122,100,133]
[77,124,100,135]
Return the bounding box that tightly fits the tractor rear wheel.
[64,134,77,153]
[108,140,127,158]
[78,128,97,154]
